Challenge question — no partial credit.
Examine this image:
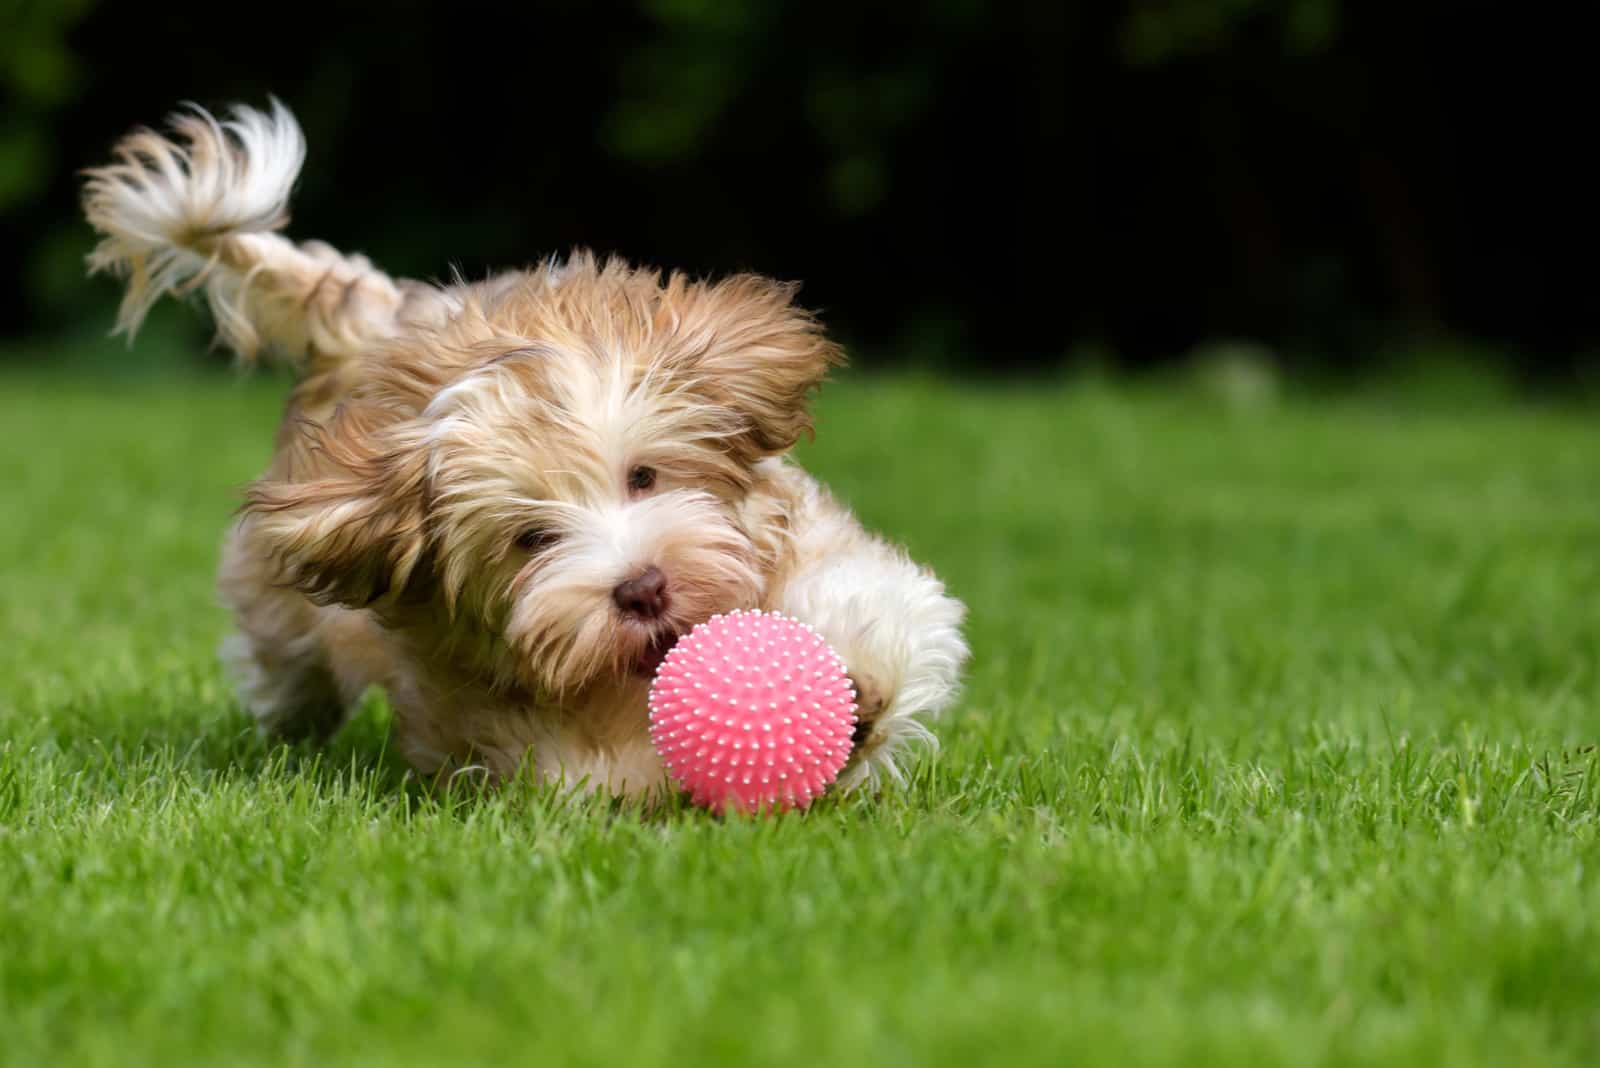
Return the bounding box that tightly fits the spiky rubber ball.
[648,609,858,812]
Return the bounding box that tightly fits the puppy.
[82,101,968,796]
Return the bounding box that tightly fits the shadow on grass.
[4,658,939,826]
[1,683,750,826]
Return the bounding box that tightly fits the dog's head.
[246,255,840,695]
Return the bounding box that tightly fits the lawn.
[2,344,1599,1066]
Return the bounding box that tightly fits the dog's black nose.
[613,566,669,619]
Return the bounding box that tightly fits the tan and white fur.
[82,101,967,797]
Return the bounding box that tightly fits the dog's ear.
[664,274,845,461]
[242,405,430,608]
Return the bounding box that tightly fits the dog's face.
[247,257,840,696]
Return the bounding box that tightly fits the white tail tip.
[82,99,306,341]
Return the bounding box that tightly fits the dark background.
[2,0,1594,380]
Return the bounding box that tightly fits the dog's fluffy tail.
[83,100,436,370]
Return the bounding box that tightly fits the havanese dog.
[81,101,967,797]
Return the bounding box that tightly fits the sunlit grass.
[2,347,1598,1066]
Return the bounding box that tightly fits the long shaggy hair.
[83,101,968,796]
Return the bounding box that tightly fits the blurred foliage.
[1,0,97,333]
[0,0,1591,380]
[605,0,949,219]
[1122,0,1340,64]
[605,0,773,165]
[0,0,92,211]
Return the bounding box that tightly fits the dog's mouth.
[632,630,681,677]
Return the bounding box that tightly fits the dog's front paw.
[847,673,888,747]
[827,592,967,791]
[772,534,969,792]
[837,661,940,791]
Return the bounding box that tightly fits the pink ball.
[649,609,858,812]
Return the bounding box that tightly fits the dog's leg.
[82,101,445,371]
[216,520,353,742]
[763,473,969,791]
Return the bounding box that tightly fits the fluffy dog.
[81,101,967,796]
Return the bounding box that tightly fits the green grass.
[3,346,1599,1066]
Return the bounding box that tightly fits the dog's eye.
[627,465,657,493]
[516,527,559,552]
